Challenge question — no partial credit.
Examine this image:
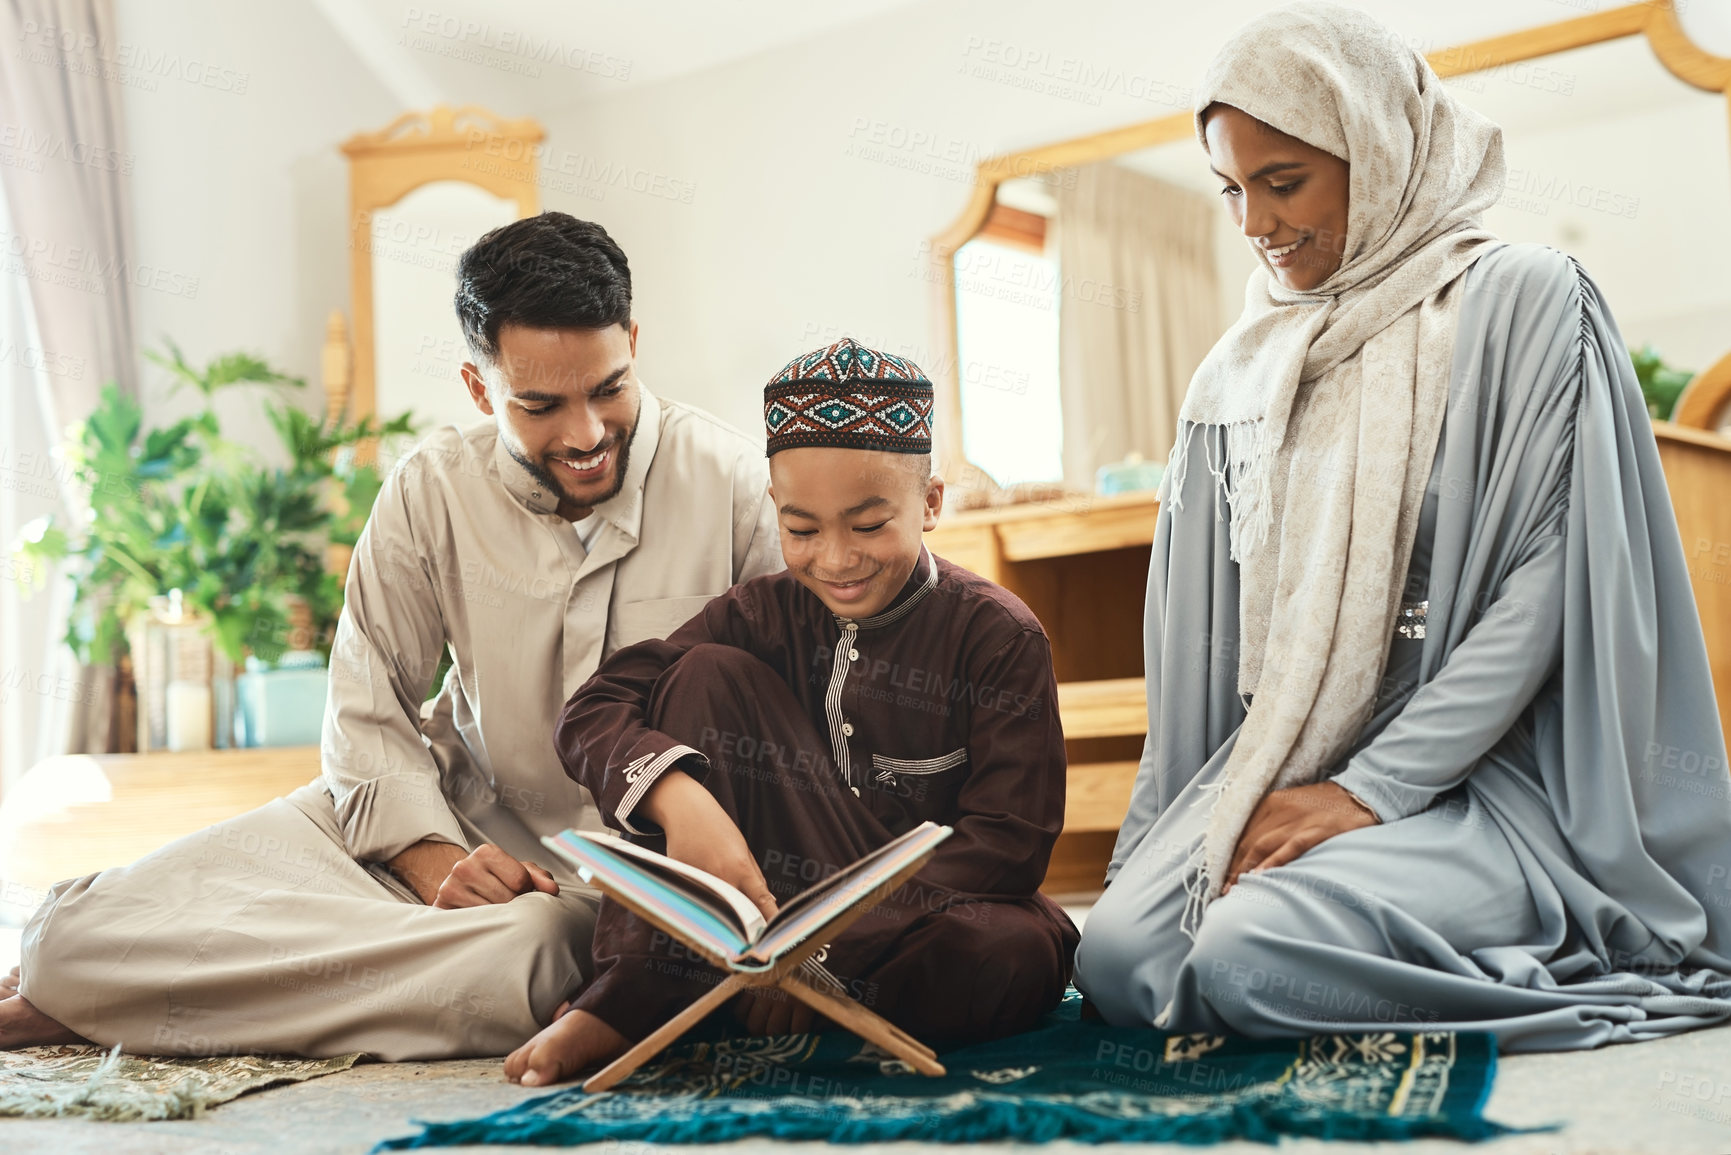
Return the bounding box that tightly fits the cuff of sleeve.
[616,745,708,836]
[1331,763,1435,825]
[327,772,470,862]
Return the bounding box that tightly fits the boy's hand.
[643,769,778,920]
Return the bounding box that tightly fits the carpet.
[379,994,1519,1147]
[0,1043,364,1121]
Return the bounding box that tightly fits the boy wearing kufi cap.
[507,338,1078,1085]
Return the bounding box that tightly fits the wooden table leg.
[583,972,752,1093]
[779,976,946,1076]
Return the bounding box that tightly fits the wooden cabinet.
[927,492,1158,895]
[1655,424,1731,735]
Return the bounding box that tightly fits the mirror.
[369,180,519,433]
[340,106,545,436]
[933,2,1731,498]
[1448,34,1731,395]
[951,178,1066,487]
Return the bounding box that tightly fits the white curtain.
[0,0,140,787]
[1056,162,1223,491]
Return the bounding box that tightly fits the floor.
[3,1024,1731,1154]
[7,913,1731,1152]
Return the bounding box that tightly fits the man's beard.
[510,418,638,511]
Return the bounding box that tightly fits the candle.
[166,680,213,751]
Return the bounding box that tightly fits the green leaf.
[204,351,304,392]
[144,339,206,396]
[1632,343,1695,423]
[82,384,142,454]
[209,607,256,665]
[139,418,197,467]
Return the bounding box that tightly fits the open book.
[543,821,952,971]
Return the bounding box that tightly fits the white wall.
[112,0,1731,439]
[1479,98,1731,376]
[113,0,401,445]
[527,0,1654,439]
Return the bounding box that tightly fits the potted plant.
[13,343,415,750]
[1632,344,1695,422]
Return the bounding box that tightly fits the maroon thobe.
[555,546,1078,1044]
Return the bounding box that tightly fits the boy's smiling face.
[769,447,944,619]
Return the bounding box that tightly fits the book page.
[542,831,762,961]
[558,831,768,940]
[743,822,952,966]
[764,830,922,927]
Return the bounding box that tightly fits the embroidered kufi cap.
[763,337,934,457]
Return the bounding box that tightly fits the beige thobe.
[20,381,782,1060]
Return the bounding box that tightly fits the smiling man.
[5,213,782,1060]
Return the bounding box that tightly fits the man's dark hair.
[454,212,632,363]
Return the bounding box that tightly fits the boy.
[507,338,1077,1086]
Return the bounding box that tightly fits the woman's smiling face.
[1203,103,1351,292]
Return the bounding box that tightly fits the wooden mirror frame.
[926,0,1731,490]
[338,105,545,426]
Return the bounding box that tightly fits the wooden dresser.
[927,492,1158,895]
[1655,424,1731,732]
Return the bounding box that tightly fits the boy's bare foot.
[0,978,88,1048]
[504,1008,628,1087]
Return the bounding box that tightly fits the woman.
[1074,1,1731,1051]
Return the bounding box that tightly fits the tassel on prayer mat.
[378,990,1534,1147]
[0,1043,363,1121]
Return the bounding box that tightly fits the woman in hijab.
[1074,1,1731,1050]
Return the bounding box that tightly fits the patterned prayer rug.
[0,1043,364,1121]
[379,994,1518,1147]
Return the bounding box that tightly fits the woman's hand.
[1222,781,1378,893]
[641,769,779,921]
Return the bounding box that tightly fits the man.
[2,213,781,1059]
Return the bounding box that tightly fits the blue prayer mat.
[377,994,1517,1147]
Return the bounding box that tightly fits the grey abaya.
[1075,243,1731,1051]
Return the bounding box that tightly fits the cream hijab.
[1156,2,1507,917]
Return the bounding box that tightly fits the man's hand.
[434,844,560,908]
[641,769,777,921]
[385,840,467,905]
[386,840,559,907]
[1223,781,1378,893]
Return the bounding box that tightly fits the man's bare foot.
[504,1009,628,1087]
[0,987,88,1049]
[1,966,19,999]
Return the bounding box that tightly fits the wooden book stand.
[581,848,947,1092]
